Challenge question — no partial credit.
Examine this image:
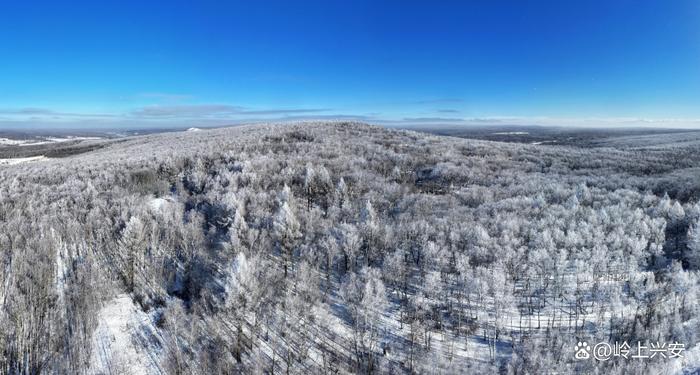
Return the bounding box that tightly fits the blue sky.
[1,0,699,129]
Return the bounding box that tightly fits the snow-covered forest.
[1,122,700,374]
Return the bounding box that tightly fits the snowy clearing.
[89,295,163,375]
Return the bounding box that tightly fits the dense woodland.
[1,122,699,374]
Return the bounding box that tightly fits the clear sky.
[1,0,699,129]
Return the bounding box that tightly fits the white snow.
[45,136,103,142]
[0,136,102,147]
[0,155,47,165]
[186,127,202,132]
[492,132,529,135]
[89,294,163,375]
[148,197,175,211]
[0,137,34,146]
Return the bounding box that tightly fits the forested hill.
[1,122,699,374]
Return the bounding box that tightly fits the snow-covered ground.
[149,196,176,211]
[0,136,102,147]
[89,295,164,375]
[0,137,34,146]
[492,131,529,135]
[0,155,47,165]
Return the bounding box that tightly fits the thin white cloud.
[408,98,464,105]
[0,108,117,118]
[131,104,330,118]
[402,117,464,122]
[137,92,194,101]
[132,104,245,117]
[241,108,329,115]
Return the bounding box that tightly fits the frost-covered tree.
[273,200,301,277]
[224,252,255,362]
[341,267,388,373]
[118,216,146,291]
[687,217,700,269]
